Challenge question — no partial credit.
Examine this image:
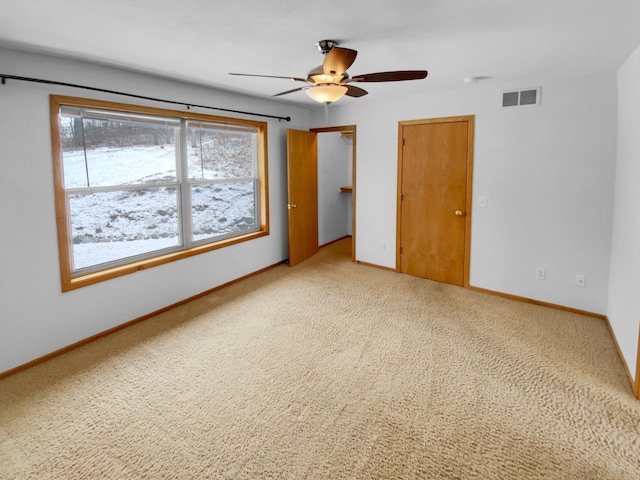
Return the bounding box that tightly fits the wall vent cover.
[502,87,541,107]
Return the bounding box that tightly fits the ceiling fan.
[229,40,428,104]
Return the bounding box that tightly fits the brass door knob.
[455,210,464,216]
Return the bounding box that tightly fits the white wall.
[0,45,625,373]
[608,42,640,383]
[311,73,617,315]
[317,132,350,245]
[0,48,310,372]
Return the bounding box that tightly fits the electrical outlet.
[575,274,586,287]
[536,268,546,280]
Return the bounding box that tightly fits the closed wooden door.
[397,117,474,286]
[287,129,319,266]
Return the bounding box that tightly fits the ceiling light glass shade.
[305,84,348,103]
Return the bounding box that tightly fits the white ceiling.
[2,0,640,107]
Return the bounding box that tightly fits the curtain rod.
[0,74,291,122]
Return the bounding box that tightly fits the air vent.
[502,87,541,107]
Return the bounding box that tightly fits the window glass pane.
[187,124,257,180]
[60,115,178,188]
[69,187,180,271]
[191,182,257,242]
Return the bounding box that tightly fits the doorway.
[396,116,474,286]
[317,130,353,246]
[286,125,357,266]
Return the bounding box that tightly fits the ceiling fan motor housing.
[316,39,338,55]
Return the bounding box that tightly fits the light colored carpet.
[1,238,639,479]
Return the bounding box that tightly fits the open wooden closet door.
[286,129,319,266]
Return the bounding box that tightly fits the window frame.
[50,95,269,292]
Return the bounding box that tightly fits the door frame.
[311,125,357,262]
[395,115,474,287]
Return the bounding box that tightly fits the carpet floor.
[1,238,639,479]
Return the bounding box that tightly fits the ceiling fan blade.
[229,73,309,83]
[345,85,368,98]
[323,47,357,76]
[350,70,428,82]
[272,86,308,97]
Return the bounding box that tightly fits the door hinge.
[400,246,403,254]
[399,192,405,200]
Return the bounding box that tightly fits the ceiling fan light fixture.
[305,84,348,103]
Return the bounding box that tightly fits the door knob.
[288,204,297,209]
[455,210,464,216]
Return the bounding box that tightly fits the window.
[50,95,269,291]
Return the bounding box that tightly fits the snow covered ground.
[63,136,256,271]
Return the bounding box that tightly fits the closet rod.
[0,74,291,122]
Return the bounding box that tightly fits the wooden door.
[287,129,319,266]
[397,116,474,286]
